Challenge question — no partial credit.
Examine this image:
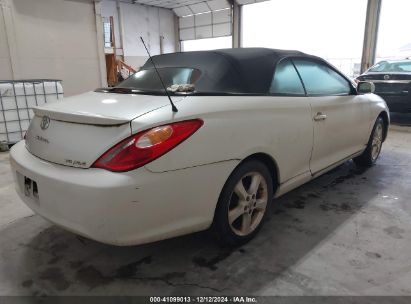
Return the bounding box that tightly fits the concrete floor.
[1,127,411,296]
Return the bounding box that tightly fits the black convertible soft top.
[142,48,315,94]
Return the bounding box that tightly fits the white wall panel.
[213,9,231,23]
[116,1,176,69]
[213,22,231,36]
[0,7,12,80]
[179,15,194,28]
[159,7,176,54]
[180,27,195,40]
[189,2,209,14]
[195,25,212,39]
[207,0,230,10]
[148,5,161,55]
[178,8,232,41]
[195,12,211,26]
[1,0,103,96]
[174,6,192,17]
[120,2,148,57]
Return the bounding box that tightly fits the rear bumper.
[9,141,238,246]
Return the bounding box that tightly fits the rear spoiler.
[33,107,130,126]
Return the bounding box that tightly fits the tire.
[212,160,273,247]
[354,117,385,167]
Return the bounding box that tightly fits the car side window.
[270,59,305,95]
[397,62,411,72]
[293,59,351,95]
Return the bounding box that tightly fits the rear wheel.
[212,160,273,247]
[354,117,384,167]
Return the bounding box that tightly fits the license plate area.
[17,171,39,203]
[24,176,39,199]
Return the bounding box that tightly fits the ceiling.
[131,0,268,17]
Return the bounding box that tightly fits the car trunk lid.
[25,91,183,168]
[32,91,181,124]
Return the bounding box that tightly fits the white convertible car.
[10,48,389,246]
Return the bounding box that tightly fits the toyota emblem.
[384,74,390,80]
[40,116,50,130]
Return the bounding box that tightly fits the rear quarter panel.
[136,96,314,184]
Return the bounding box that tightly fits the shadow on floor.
[0,160,388,295]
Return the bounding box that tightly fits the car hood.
[33,91,184,125]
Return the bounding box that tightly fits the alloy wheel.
[371,123,383,161]
[227,172,268,236]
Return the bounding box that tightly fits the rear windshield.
[368,61,411,73]
[116,67,201,92]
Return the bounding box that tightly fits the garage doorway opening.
[375,0,411,62]
[242,0,367,78]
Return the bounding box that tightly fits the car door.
[268,58,314,182]
[293,58,370,175]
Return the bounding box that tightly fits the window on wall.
[102,17,113,48]
[181,36,232,52]
[375,0,411,62]
[242,0,367,78]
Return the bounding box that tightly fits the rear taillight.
[92,119,203,172]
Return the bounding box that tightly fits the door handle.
[314,112,327,121]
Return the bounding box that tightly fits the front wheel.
[212,160,273,247]
[354,117,385,167]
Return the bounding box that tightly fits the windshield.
[116,67,201,92]
[368,61,411,73]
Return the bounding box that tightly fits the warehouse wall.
[101,0,176,70]
[100,0,122,53]
[0,0,105,96]
[0,7,13,80]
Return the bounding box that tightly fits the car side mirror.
[357,81,375,94]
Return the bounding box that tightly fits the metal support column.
[116,0,125,56]
[174,14,181,52]
[360,0,382,73]
[94,0,108,87]
[1,0,19,79]
[232,1,242,48]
